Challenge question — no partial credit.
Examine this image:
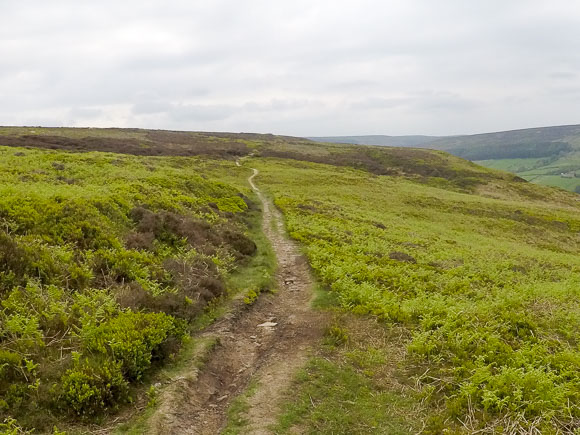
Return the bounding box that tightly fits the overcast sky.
[1,0,579,136]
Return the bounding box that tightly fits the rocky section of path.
[147,167,326,434]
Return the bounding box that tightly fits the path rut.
[148,167,326,434]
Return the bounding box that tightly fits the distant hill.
[309,125,580,192]
[427,124,580,159]
[309,125,580,157]
[307,135,440,148]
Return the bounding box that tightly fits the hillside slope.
[0,127,577,434]
[309,124,580,192]
[0,136,267,432]
[254,156,579,434]
[431,124,580,192]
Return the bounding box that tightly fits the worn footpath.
[147,167,327,434]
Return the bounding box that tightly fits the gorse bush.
[0,146,257,429]
[255,158,580,432]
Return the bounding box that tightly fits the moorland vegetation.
[0,127,577,434]
[0,144,262,431]
[253,157,579,434]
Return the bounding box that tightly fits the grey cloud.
[414,92,482,111]
[167,104,237,122]
[327,80,381,92]
[132,98,322,124]
[351,92,480,112]
[548,72,578,80]
[69,107,104,119]
[132,99,174,115]
[543,86,580,101]
[1,0,580,136]
[350,97,412,110]
[243,99,322,112]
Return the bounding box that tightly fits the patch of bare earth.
[146,168,327,434]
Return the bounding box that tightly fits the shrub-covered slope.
[0,126,307,158]
[0,146,257,430]
[253,158,580,433]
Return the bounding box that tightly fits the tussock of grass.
[113,336,219,435]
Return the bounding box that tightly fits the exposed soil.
[147,167,327,434]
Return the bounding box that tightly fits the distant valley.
[310,124,580,192]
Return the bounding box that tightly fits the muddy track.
[148,167,327,434]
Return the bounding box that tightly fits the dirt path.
[148,167,326,434]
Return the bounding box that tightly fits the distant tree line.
[453,141,571,160]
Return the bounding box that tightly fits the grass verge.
[226,206,278,305]
[273,315,424,434]
[221,380,260,435]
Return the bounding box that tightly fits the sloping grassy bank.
[254,158,580,433]
[0,146,259,431]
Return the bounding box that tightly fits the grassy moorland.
[0,144,270,432]
[0,127,578,434]
[252,157,580,434]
